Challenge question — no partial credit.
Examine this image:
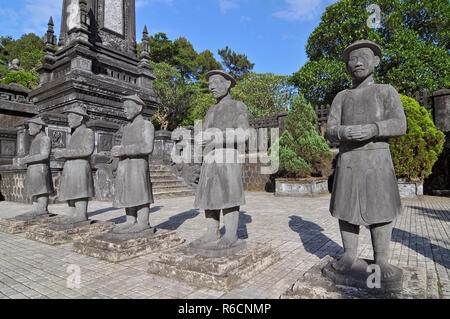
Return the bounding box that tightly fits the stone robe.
[59,125,95,201]
[194,95,249,210]
[113,115,154,208]
[326,82,407,226]
[23,132,54,199]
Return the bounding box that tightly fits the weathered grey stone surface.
[189,239,247,258]
[25,220,114,245]
[190,70,250,256]
[148,243,280,291]
[0,214,59,234]
[281,256,437,299]
[324,40,407,285]
[275,178,329,197]
[73,228,184,263]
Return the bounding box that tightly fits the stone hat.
[122,94,146,106]
[205,70,237,88]
[27,117,47,126]
[342,39,382,63]
[62,106,89,118]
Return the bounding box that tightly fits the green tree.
[218,46,255,81]
[0,69,39,89]
[195,50,223,80]
[290,0,450,104]
[278,95,332,178]
[1,33,44,73]
[150,61,194,131]
[231,72,297,118]
[149,32,177,65]
[389,94,445,181]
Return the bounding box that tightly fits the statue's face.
[28,123,42,136]
[209,75,231,100]
[68,113,84,129]
[123,100,142,120]
[347,47,380,80]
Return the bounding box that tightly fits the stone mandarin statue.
[191,70,250,252]
[16,117,54,216]
[326,40,407,280]
[111,94,155,234]
[54,106,95,225]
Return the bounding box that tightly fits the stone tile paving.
[0,193,448,299]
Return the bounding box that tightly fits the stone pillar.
[277,112,288,135]
[433,89,450,133]
[151,130,174,165]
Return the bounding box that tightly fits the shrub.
[1,69,39,89]
[389,94,445,181]
[277,94,332,178]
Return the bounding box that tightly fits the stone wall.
[242,161,274,192]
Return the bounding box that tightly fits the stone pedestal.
[72,228,185,263]
[25,220,114,245]
[280,256,436,299]
[147,243,280,291]
[0,214,59,234]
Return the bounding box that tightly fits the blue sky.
[0,0,338,76]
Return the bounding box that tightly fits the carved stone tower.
[29,0,158,124]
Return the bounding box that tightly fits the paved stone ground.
[0,193,448,299]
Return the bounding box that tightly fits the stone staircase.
[150,164,194,200]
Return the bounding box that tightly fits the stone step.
[153,190,193,200]
[150,165,171,172]
[151,175,179,182]
[151,172,176,178]
[152,181,185,188]
[152,185,191,192]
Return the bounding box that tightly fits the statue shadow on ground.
[107,205,163,224]
[219,211,252,239]
[155,209,200,231]
[392,227,450,269]
[404,205,450,222]
[288,215,343,259]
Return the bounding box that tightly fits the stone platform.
[25,220,115,245]
[281,256,438,299]
[0,214,60,234]
[72,228,185,263]
[147,243,281,291]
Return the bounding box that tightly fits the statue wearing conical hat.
[326,40,407,282]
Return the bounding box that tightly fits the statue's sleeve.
[63,129,95,159]
[123,121,155,156]
[24,136,51,165]
[374,85,407,138]
[326,91,344,142]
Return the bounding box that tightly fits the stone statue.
[326,40,407,281]
[16,117,54,216]
[191,70,249,255]
[54,106,95,224]
[111,94,155,234]
[8,58,23,72]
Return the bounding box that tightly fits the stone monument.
[8,59,23,72]
[0,117,58,233]
[323,40,407,293]
[147,71,280,290]
[72,95,183,262]
[26,107,114,245]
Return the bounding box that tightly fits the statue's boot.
[332,220,359,273]
[371,221,402,280]
[56,200,89,225]
[190,210,220,247]
[121,206,152,234]
[17,197,49,218]
[111,215,137,234]
[216,208,239,249]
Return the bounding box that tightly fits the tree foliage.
[231,72,297,118]
[290,0,450,104]
[278,95,332,178]
[218,46,255,81]
[389,94,445,181]
[0,69,39,89]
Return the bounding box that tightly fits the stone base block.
[147,243,280,291]
[0,214,60,234]
[25,220,115,245]
[281,256,437,299]
[189,239,247,258]
[72,228,185,263]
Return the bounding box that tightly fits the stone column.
[151,130,174,165]
[433,89,450,133]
